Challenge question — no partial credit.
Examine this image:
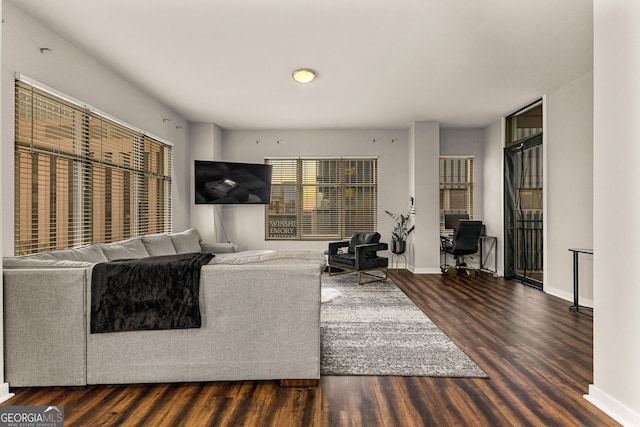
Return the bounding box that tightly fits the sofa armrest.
[354,242,389,268]
[354,242,388,254]
[199,264,321,379]
[3,268,89,386]
[200,242,238,254]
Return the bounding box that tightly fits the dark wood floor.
[2,270,618,426]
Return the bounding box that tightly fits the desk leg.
[570,251,593,318]
[572,251,579,311]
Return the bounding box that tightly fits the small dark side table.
[568,248,594,318]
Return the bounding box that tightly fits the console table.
[568,248,593,318]
[479,236,497,273]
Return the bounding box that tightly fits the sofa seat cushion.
[26,244,108,263]
[141,234,178,256]
[99,238,150,261]
[212,250,326,267]
[212,250,275,263]
[169,228,202,254]
[331,252,356,266]
[330,252,388,269]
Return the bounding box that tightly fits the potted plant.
[385,197,415,254]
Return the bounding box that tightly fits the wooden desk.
[439,235,497,273]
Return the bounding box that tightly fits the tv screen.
[194,160,273,204]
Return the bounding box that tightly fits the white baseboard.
[0,383,15,404]
[409,267,443,274]
[545,286,593,308]
[585,384,640,426]
[408,266,503,276]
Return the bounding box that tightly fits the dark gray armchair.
[327,232,389,285]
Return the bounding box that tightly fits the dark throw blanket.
[91,252,214,333]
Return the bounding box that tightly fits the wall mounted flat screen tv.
[195,160,273,204]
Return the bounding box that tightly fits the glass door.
[504,134,543,288]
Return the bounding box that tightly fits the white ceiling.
[10,0,593,130]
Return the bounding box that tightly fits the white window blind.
[439,157,474,234]
[265,157,377,240]
[14,80,172,255]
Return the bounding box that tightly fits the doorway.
[504,102,543,289]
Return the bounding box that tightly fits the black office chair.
[441,221,483,275]
[327,232,389,285]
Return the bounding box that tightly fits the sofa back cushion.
[99,238,150,261]
[141,234,178,256]
[27,244,108,263]
[169,228,202,254]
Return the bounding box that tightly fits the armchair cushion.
[347,232,381,253]
[330,252,357,267]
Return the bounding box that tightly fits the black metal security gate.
[504,134,543,289]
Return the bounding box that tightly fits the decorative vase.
[391,240,406,255]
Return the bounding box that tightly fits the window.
[14,80,172,255]
[439,157,473,234]
[265,157,377,240]
[505,100,542,147]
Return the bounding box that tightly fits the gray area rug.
[320,273,488,377]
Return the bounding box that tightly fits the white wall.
[410,122,441,273]
[196,129,409,259]
[544,72,594,304]
[482,72,594,285]
[408,124,417,268]
[1,1,191,255]
[482,120,505,276]
[189,122,225,243]
[0,0,13,405]
[440,128,485,221]
[587,1,640,425]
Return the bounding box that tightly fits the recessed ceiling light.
[292,68,317,84]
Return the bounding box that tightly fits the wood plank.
[1,271,619,426]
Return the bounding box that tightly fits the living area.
[1,1,639,426]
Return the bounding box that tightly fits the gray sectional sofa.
[2,228,326,387]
